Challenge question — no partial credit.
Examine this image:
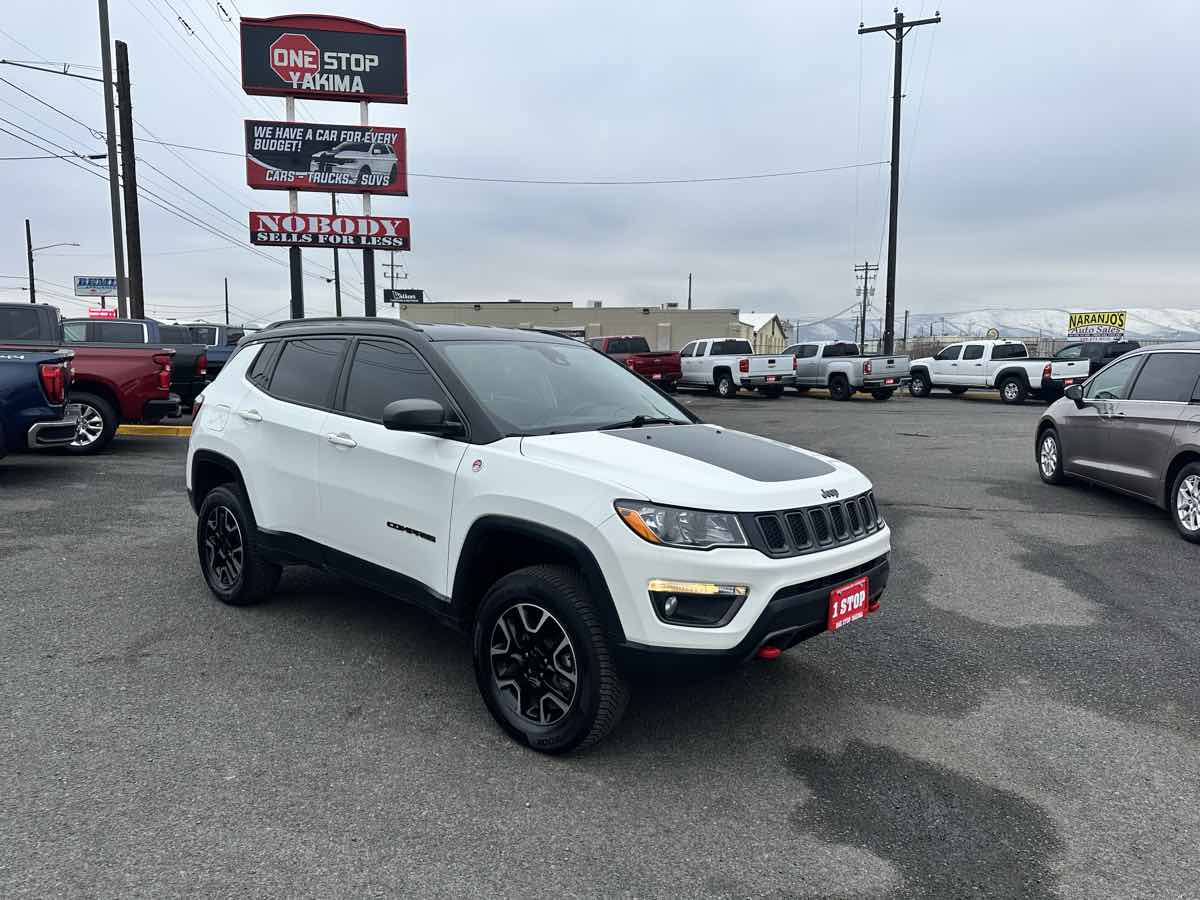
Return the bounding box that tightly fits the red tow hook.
[756,645,782,660]
[868,597,881,613]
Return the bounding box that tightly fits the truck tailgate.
[1050,359,1090,383]
[628,352,680,379]
[746,354,791,377]
[865,355,911,380]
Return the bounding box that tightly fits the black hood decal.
[603,425,836,482]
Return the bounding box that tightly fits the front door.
[317,338,468,596]
[930,344,963,385]
[1064,354,1143,486]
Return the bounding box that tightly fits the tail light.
[738,358,749,373]
[864,360,873,375]
[39,363,67,405]
[793,356,798,370]
[197,352,208,377]
[1043,363,1052,380]
[153,352,173,392]
[626,358,637,368]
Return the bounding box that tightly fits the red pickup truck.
[586,335,682,391]
[0,303,178,454]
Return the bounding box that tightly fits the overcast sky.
[1,0,1197,325]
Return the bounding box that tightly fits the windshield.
[441,340,689,436]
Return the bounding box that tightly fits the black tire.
[1036,427,1066,485]
[663,380,678,394]
[948,386,968,395]
[196,484,281,606]
[909,371,932,398]
[871,389,895,402]
[999,376,1028,405]
[473,565,629,754]
[715,373,737,398]
[794,386,811,394]
[828,375,851,401]
[1169,462,1200,543]
[760,385,784,398]
[63,391,118,454]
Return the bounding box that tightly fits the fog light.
[648,579,749,627]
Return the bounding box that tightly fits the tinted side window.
[268,338,346,408]
[246,342,280,388]
[95,321,145,342]
[1084,355,1141,401]
[188,326,219,345]
[625,337,651,353]
[158,325,192,343]
[823,343,860,358]
[342,340,446,421]
[1129,353,1200,403]
[608,338,630,354]
[936,345,962,361]
[1054,344,1084,359]
[796,344,818,358]
[991,343,1028,360]
[0,306,45,340]
[963,344,985,360]
[680,343,695,358]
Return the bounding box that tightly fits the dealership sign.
[245,120,407,195]
[249,212,410,250]
[1067,310,1127,342]
[240,15,407,102]
[384,288,424,304]
[74,275,119,297]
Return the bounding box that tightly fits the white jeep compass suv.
[187,319,891,753]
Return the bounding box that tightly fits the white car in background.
[309,140,399,184]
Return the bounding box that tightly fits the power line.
[0,75,104,139]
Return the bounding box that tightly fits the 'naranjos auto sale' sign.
[240,15,407,103]
[1067,310,1127,342]
[245,120,407,195]
[249,212,410,250]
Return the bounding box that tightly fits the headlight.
[615,500,748,549]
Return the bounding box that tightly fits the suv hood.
[520,424,872,512]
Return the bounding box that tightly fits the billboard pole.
[286,96,304,320]
[361,101,377,317]
[97,0,128,318]
[331,194,342,317]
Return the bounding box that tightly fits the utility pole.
[25,219,36,304]
[97,0,128,318]
[284,97,303,319]
[687,273,693,310]
[361,101,377,317]
[859,7,941,354]
[902,308,910,349]
[331,195,342,317]
[854,260,878,347]
[224,277,229,325]
[115,40,144,319]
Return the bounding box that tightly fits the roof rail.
[262,317,423,332]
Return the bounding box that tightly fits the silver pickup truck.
[784,341,910,401]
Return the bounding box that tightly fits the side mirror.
[1064,384,1085,407]
[382,399,464,436]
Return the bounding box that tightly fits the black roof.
[255,317,574,344]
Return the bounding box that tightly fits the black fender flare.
[995,367,1031,386]
[189,449,249,512]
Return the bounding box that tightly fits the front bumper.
[592,512,892,654]
[27,414,79,449]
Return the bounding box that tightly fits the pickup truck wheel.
[1170,464,1200,543]
[948,386,968,395]
[196,484,281,606]
[828,375,851,401]
[1000,377,1028,404]
[1037,428,1066,485]
[715,374,737,398]
[871,389,895,401]
[909,372,931,398]
[64,391,117,454]
[473,564,629,754]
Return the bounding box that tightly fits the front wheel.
[1170,463,1200,543]
[909,372,931,398]
[1000,377,1028,404]
[473,565,629,754]
[1037,427,1066,485]
[715,373,737,398]
[871,389,895,402]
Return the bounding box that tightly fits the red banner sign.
[87,307,118,319]
[249,211,410,250]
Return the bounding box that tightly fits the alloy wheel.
[1004,381,1020,402]
[490,603,578,726]
[1040,434,1059,479]
[203,505,245,589]
[1176,475,1200,533]
[71,403,105,448]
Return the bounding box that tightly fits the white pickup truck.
[677,337,795,399]
[784,341,911,402]
[909,339,1051,404]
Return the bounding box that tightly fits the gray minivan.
[1035,343,1200,542]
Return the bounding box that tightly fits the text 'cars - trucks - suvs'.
[187,319,891,753]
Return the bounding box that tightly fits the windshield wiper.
[598,415,685,430]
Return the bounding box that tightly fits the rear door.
[788,344,820,384]
[234,336,348,538]
[1105,352,1200,498]
[961,343,987,386]
[317,338,468,594]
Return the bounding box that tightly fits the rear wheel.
[64,391,117,454]
[1037,427,1066,485]
[1170,463,1200,543]
[473,565,629,754]
[828,375,851,401]
[909,371,931,398]
[1000,377,1028,404]
[715,373,737,398]
[948,386,968,395]
[196,484,281,606]
[871,389,895,402]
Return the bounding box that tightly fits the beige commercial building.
[738,313,790,354]
[390,301,753,351]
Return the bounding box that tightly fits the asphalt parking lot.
[3,388,1197,898]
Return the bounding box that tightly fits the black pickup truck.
[1041,340,1141,399]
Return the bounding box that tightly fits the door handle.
[238,409,263,422]
[325,432,357,448]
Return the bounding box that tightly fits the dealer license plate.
[1064,379,1075,385]
[884,378,896,385]
[828,576,869,631]
[652,373,662,379]
[766,375,777,382]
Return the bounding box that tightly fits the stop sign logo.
[269,33,319,84]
